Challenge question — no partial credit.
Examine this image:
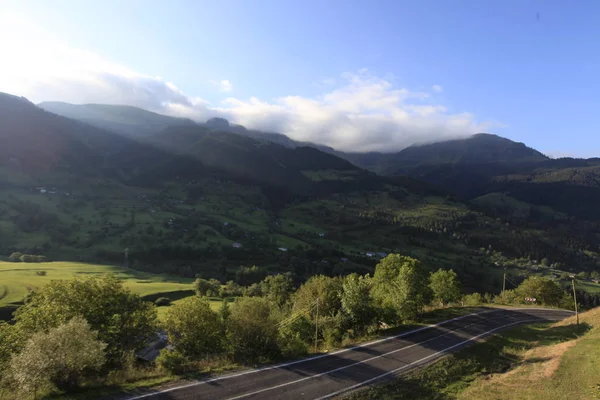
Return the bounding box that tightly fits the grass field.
[0,261,193,307]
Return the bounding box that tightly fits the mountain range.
[1,92,599,294]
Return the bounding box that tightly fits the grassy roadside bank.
[347,307,599,400]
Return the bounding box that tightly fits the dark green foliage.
[194,278,220,297]
[261,273,294,308]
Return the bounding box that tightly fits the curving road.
[127,307,573,400]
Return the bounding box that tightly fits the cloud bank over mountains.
[0,18,494,152]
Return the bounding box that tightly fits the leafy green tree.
[429,269,461,307]
[261,273,293,307]
[12,275,157,364]
[516,277,566,306]
[372,254,429,322]
[164,296,223,358]
[591,271,600,280]
[194,278,220,297]
[8,317,105,394]
[292,275,343,318]
[340,273,376,332]
[227,297,279,363]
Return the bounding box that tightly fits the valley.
[2,92,600,303]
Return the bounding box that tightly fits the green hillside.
[2,92,600,302]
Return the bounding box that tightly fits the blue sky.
[1,0,599,155]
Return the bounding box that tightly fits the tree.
[340,273,376,333]
[218,300,231,324]
[8,252,22,262]
[261,273,293,308]
[591,271,600,280]
[164,296,223,358]
[516,277,566,306]
[12,275,157,364]
[576,271,589,281]
[194,278,220,297]
[372,254,429,322]
[292,275,343,318]
[8,317,105,394]
[244,283,263,297]
[227,297,279,362]
[220,280,243,298]
[429,269,461,307]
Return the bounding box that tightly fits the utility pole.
[572,279,579,328]
[503,272,506,293]
[314,297,319,353]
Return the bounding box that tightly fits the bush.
[8,317,106,393]
[35,271,47,277]
[493,289,520,305]
[462,293,484,306]
[156,348,188,374]
[154,297,172,306]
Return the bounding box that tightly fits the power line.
[277,299,318,329]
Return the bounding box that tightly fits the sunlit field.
[0,261,193,307]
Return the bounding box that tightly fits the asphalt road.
[127,307,573,400]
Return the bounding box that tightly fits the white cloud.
[211,79,233,92]
[0,18,495,153]
[432,84,443,93]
